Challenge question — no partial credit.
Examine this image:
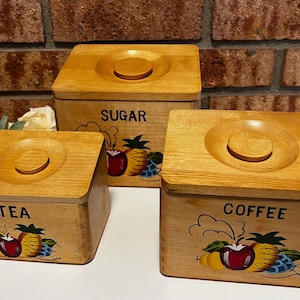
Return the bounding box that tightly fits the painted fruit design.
[266,254,295,274]
[220,243,255,270]
[106,149,128,176]
[15,223,44,257]
[106,132,163,178]
[198,231,300,277]
[39,238,57,258]
[0,234,22,257]
[76,122,163,179]
[199,251,224,270]
[140,152,163,178]
[246,231,285,272]
[0,223,58,260]
[123,135,150,176]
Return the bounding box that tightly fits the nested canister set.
[0,44,299,288]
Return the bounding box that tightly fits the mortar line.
[271,48,285,92]
[196,0,214,48]
[0,92,52,99]
[212,40,300,49]
[201,87,300,97]
[1,87,299,100]
[40,0,55,49]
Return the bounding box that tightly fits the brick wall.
[0,0,299,121]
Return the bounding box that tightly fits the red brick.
[200,49,275,88]
[0,50,70,92]
[210,95,300,111]
[50,0,202,42]
[212,0,300,40]
[281,49,300,86]
[0,98,55,122]
[0,0,44,43]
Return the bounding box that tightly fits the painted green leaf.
[247,231,286,246]
[42,238,57,247]
[203,240,229,253]
[15,223,45,234]
[123,135,150,149]
[148,152,163,164]
[279,248,300,261]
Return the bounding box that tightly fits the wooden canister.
[52,44,201,187]
[160,109,300,287]
[0,130,110,264]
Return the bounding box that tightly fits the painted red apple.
[220,243,255,270]
[0,234,22,257]
[106,149,128,176]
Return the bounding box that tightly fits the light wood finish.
[14,149,50,174]
[227,131,273,162]
[52,44,201,188]
[161,110,300,199]
[113,58,153,80]
[160,110,300,287]
[0,130,110,264]
[160,190,300,287]
[55,99,195,187]
[52,44,201,101]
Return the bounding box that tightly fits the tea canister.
[160,109,300,287]
[0,130,110,264]
[52,44,201,187]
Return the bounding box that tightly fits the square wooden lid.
[161,110,300,200]
[0,131,105,203]
[52,44,201,101]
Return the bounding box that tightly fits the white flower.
[18,106,57,131]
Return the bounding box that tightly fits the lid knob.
[227,131,273,162]
[14,149,50,174]
[113,58,153,80]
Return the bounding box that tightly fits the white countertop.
[1,187,299,299]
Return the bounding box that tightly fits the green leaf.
[122,135,150,149]
[28,223,44,234]
[279,248,300,261]
[42,238,57,247]
[247,231,286,246]
[9,121,25,130]
[148,152,163,164]
[203,240,229,253]
[0,114,8,129]
[15,223,44,234]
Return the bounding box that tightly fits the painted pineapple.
[246,231,286,272]
[123,135,150,176]
[15,224,44,257]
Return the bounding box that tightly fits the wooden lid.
[161,110,300,200]
[227,131,273,162]
[0,130,105,202]
[52,44,201,101]
[14,149,50,174]
[113,58,153,80]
